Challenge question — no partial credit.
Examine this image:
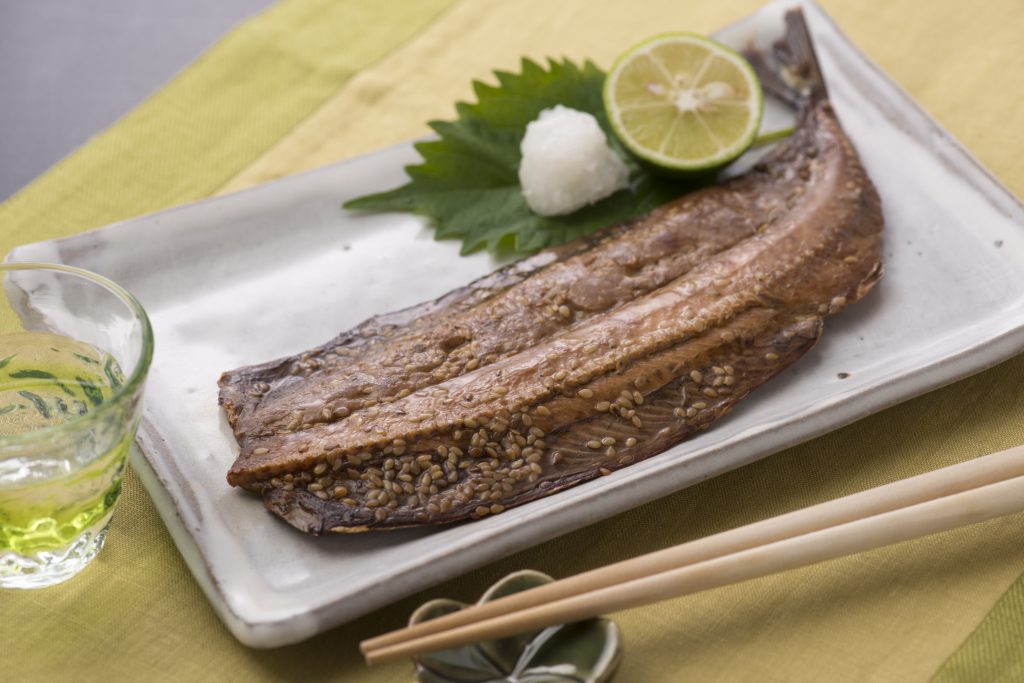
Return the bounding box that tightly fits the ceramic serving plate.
[9,0,1024,647]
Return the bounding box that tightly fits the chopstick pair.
[361,444,1024,665]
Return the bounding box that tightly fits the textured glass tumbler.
[0,263,152,588]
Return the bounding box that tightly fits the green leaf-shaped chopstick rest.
[410,570,622,683]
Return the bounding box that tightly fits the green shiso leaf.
[344,58,691,256]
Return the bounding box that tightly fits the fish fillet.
[219,10,883,534]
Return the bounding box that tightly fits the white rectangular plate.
[9,0,1024,647]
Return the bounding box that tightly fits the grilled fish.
[220,10,883,534]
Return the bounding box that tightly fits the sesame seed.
[724,365,734,375]
[474,506,490,517]
[334,486,349,498]
[631,415,643,429]
[625,437,638,447]
[586,440,602,450]
[601,437,616,446]
[374,509,388,521]
[558,305,571,318]
[599,468,612,476]
[595,401,611,412]
[551,451,563,464]
[535,405,552,417]
[686,407,698,418]
[308,483,323,492]
[466,358,479,370]
[618,455,634,465]
[690,370,704,383]
[490,504,505,514]
[766,352,780,361]
[578,388,594,399]
[703,387,718,397]
[313,462,328,476]
[314,490,328,500]
[605,446,617,458]
[253,447,269,456]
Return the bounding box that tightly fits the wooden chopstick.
[362,444,1024,665]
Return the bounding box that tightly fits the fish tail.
[743,8,828,109]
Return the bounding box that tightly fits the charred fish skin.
[222,9,883,535]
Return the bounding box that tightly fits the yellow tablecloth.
[2,1,1024,680]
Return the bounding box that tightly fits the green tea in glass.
[0,263,152,588]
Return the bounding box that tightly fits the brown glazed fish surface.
[220,11,883,534]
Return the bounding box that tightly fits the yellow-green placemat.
[2,1,1024,681]
[934,571,1024,682]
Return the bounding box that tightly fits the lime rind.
[603,33,764,173]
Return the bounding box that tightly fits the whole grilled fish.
[220,10,883,534]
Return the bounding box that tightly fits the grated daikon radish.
[518,105,631,216]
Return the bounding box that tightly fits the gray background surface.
[0,0,275,202]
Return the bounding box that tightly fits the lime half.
[603,33,763,173]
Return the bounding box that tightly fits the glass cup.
[0,263,153,588]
